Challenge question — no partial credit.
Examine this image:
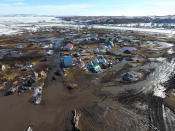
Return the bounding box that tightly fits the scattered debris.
[33,84,44,105]
[26,126,33,131]
[94,48,99,53]
[122,71,143,82]
[66,82,78,90]
[72,110,81,131]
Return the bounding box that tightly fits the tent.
[64,43,73,51]
[90,65,101,73]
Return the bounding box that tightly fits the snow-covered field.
[0,16,68,35]
[94,25,175,36]
[0,16,175,36]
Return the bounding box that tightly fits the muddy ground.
[0,29,175,131]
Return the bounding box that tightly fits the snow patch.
[168,48,175,54]
[144,59,175,98]
[154,85,166,98]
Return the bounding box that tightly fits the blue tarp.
[63,56,73,67]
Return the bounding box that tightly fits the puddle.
[156,42,174,50]
[147,41,174,51]
[9,51,30,57]
[26,37,62,43]
[0,49,13,59]
[113,47,136,54]
[149,57,167,62]
[55,38,64,48]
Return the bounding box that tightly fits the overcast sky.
[0,0,175,16]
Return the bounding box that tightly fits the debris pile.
[72,110,81,131]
